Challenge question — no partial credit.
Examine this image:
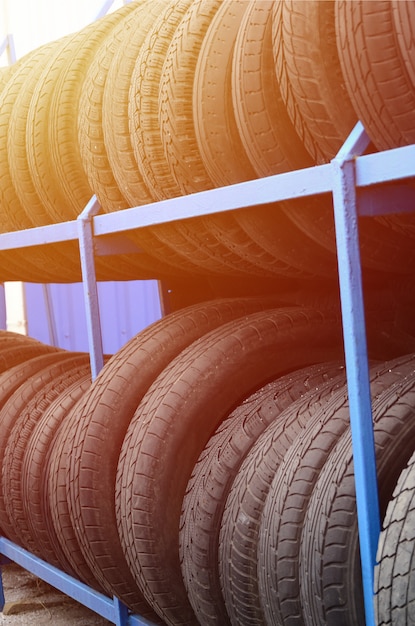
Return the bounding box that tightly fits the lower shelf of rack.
[0,537,156,626]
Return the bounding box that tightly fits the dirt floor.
[0,563,111,625]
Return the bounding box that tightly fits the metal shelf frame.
[0,122,413,625]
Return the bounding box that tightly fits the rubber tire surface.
[64,296,282,612]
[77,4,144,213]
[0,353,88,541]
[47,392,116,598]
[228,0,342,280]
[258,354,415,626]
[193,0,257,188]
[1,38,82,282]
[22,376,92,572]
[273,0,357,163]
[335,0,415,151]
[116,306,344,625]
[300,357,415,626]
[3,364,92,552]
[180,361,345,626]
[127,0,263,278]
[375,448,415,625]
[218,368,349,625]
[26,5,136,222]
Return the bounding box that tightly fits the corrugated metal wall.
[24,281,162,354]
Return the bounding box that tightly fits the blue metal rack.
[0,122,413,625]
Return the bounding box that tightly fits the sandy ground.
[0,563,111,625]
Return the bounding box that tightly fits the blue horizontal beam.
[0,538,156,625]
[0,221,78,251]
[93,163,333,235]
[356,144,415,188]
[93,148,415,235]
[0,142,412,250]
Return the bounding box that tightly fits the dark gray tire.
[116,306,344,625]
[180,361,345,626]
[218,370,348,626]
[64,296,282,613]
[258,354,415,626]
[301,358,415,626]
[375,449,415,625]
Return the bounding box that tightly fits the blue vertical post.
[0,557,7,611]
[42,284,58,346]
[331,123,379,626]
[77,196,105,380]
[113,596,129,626]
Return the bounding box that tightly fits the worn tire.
[180,361,345,626]
[335,0,415,151]
[218,369,348,625]
[3,364,92,552]
[258,354,415,626]
[301,358,415,625]
[0,353,88,541]
[375,448,415,625]
[26,6,135,223]
[116,306,344,625]
[22,376,92,572]
[273,0,357,164]
[77,5,143,213]
[64,296,282,612]
[194,0,257,188]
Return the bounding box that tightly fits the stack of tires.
[0,0,414,286]
[0,294,413,625]
[0,1,414,625]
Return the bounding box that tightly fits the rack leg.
[113,596,129,626]
[0,556,7,611]
[332,125,379,626]
[77,196,105,380]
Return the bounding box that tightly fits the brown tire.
[273,0,357,164]
[63,296,282,612]
[116,306,344,625]
[335,0,415,151]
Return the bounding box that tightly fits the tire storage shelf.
[1,2,415,625]
[0,123,412,626]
